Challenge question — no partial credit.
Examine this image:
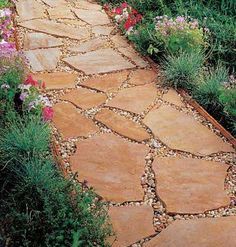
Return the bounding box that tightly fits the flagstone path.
[15,0,236,246]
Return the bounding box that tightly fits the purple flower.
[19,92,28,101]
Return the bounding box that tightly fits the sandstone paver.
[162,89,185,107]
[60,88,107,110]
[143,105,234,155]
[82,71,129,93]
[24,48,60,72]
[58,18,87,26]
[111,34,130,48]
[70,133,149,202]
[33,72,77,89]
[23,32,63,50]
[109,205,155,247]
[145,217,236,247]
[107,84,157,114]
[95,108,150,141]
[63,48,135,75]
[47,6,75,19]
[19,19,90,40]
[41,0,67,7]
[75,0,102,10]
[53,102,98,139]
[129,69,157,86]
[153,157,230,214]
[92,25,114,36]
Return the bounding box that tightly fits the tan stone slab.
[111,34,130,48]
[48,6,75,19]
[75,0,102,10]
[92,25,113,36]
[118,47,148,68]
[16,0,45,22]
[24,48,60,72]
[68,38,106,53]
[57,19,87,26]
[82,71,129,93]
[145,217,236,247]
[107,84,157,114]
[163,89,185,107]
[74,9,110,26]
[95,108,150,142]
[153,157,230,214]
[23,32,63,50]
[41,0,67,7]
[129,69,157,86]
[143,105,234,155]
[109,205,155,247]
[63,48,135,75]
[33,72,77,89]
[53,102,98,139]
[70,133,149,202]
[60,88,107,109]
[19,19,90,40]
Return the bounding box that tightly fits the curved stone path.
[15,0,236,246]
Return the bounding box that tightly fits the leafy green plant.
[0,0,11,8]
[163,51,204,90]
[219,88,236,118]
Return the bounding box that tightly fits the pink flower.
[42,106,54,121]
[121,2,129,9]
[24,75,39,87]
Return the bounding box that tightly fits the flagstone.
[23,32,63,50]
[118,47,149,68]
[24,48,60,72]
[143,105,234,155]
[33,72,77,89]
[70,133,149,202]
[41,0,67,7]
[162,89,185,107]
[52,102,98,139]
[19,19,90,40]
[75,0,102,10]
[60,88,107,109]
[95,108,150,142]
[47,6,75,19]
[92,25,113,36]
[129,69,157,86]
[57,19,87,26]
[109,205,155,247]
[63,48,135,75]
[82,71,129,93]
[68,38,106,53]
[74,9,110,26]
[107,84,157,114]
[16,0,45,22]
[145,217,236,247]
[153,157,230,214]
[111,34,130,48]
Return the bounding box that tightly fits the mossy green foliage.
[0,0,11,8]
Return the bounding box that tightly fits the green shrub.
[219,88,236,118]
[0,0,11,8]
[163,51,203,90]
[193,65,228,113]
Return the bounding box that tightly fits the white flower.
[1,83,10,89]
[18,84,31,91]
[115,14,122,22]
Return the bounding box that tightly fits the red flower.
[42,106,54,121]
[121,2,129,9]
[124,18,133,30]
[41,81,46,90]
[24,75,39,87]
[115,7,122,15]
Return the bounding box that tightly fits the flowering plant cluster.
[154,15,207,54]
[0,8,16,55]
[112,2,142,35]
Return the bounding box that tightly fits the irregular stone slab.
[53,102,98,139]
[33,72,77,89]
[74,9,110,26]
[129,69,157,86]
[75,0,102,10]
[60,88,107,109]
[16,0,45,22]
[19,19,90,40]
[145,217,236,247]
[68,38,106,53]
[95,108,150,142]
[58,19,87,26]
[143,105,234,155]
[163,89,184,107]
[92,25,113,36]
[153,157,230,214]
[82,71,129,93]
[109,205,155,247]
[118,47,148,68]
[63,48,135,75]
[41,0,67,7]
[107,84,157,114]
[24,48,60,72]
[70,133,149,202]
[24,32,63,50]
[111,34,129,48]
[48,6,75,19]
